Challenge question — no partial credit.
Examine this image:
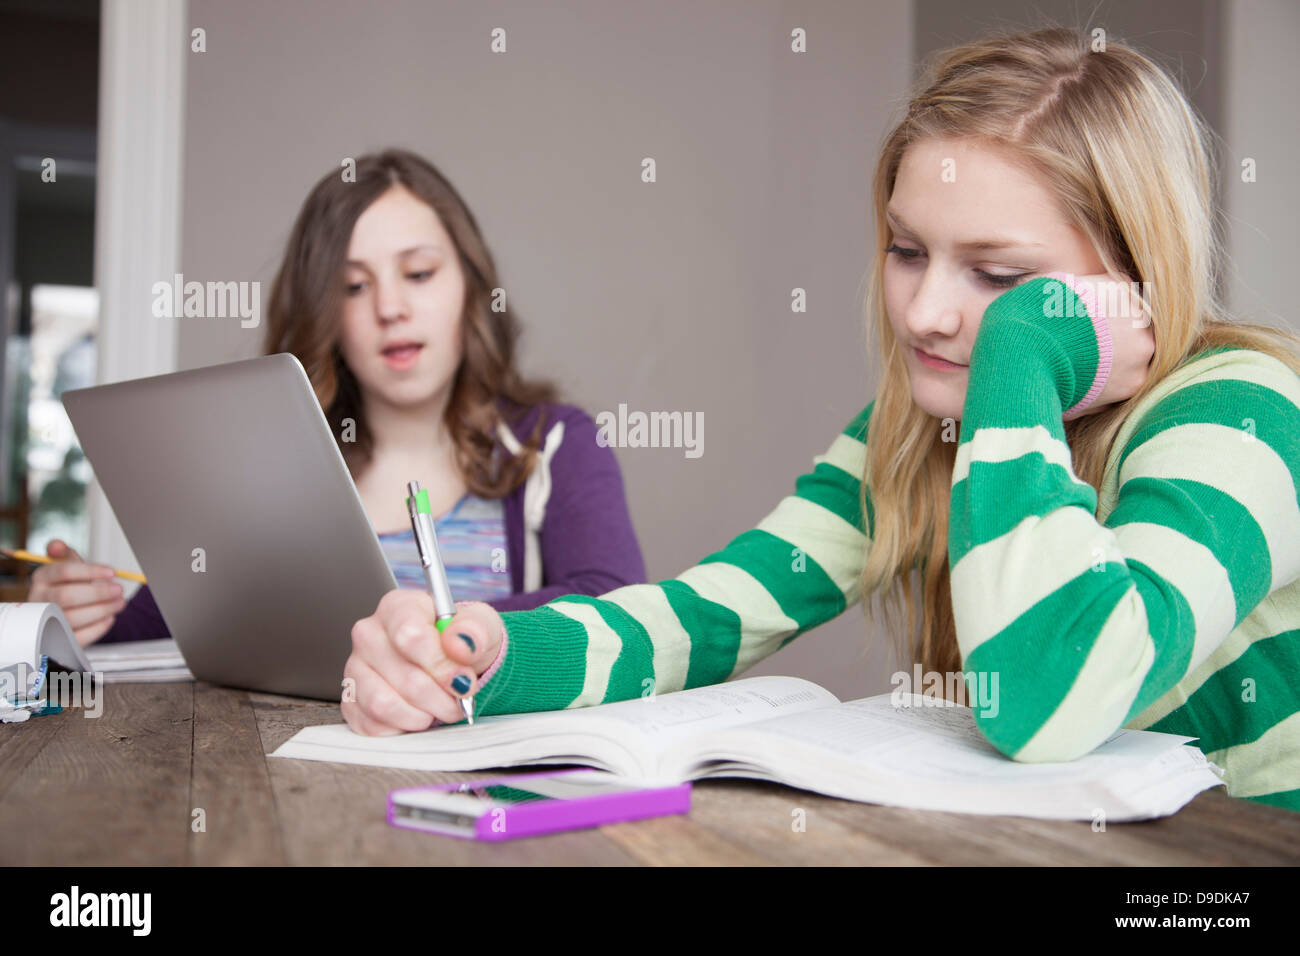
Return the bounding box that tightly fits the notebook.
[0,602,90,720]
[270,674,1226,821]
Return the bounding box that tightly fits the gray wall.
[1222,0,1300,330]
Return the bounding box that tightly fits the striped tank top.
[377,493,512,602]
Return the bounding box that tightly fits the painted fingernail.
[451,674,471,695]
[457,632,475,653]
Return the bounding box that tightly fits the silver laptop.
[63,353,398,700]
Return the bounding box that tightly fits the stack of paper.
[85,639,194,683]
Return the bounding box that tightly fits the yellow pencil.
[1,548,148,584]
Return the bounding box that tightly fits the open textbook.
[271,675,1225,821]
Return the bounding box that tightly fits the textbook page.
[677,693,1220,820]
[736,694,1197,781]
[271,675,840,777]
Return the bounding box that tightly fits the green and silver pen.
[405,480,473,725]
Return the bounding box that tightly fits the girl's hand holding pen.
[342,590,503,736]
[25,538,127,647]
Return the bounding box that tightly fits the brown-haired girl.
[33,149,646,643]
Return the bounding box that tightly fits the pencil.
[1,548,148,584]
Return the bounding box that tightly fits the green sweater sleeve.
[951,276,1300,766]
[471,402,876,716]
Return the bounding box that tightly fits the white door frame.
[90,0,187,576]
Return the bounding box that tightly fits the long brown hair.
[263,148,558,496]
[860,26,1300,679]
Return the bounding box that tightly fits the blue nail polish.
[458,632,476,653]
[452,674,471,695]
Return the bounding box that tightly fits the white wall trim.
[90,0,187,576]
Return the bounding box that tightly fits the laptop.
[62,353,398,700]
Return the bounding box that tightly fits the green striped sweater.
[476,276,1300,813]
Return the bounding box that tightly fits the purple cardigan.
[97,401,645,643]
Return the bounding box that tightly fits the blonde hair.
[860,26,1300,679]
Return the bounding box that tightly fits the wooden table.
[3,681,1298,866]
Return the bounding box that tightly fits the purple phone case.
[386,768,692,842]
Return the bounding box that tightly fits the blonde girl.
[342,28,1300,812]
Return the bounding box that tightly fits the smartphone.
[387,768,692,841]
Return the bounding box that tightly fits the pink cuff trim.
[1045,272,1113,419]
[478,625,509,687]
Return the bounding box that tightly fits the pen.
[1,548,148,584]
[405,480,473,725]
